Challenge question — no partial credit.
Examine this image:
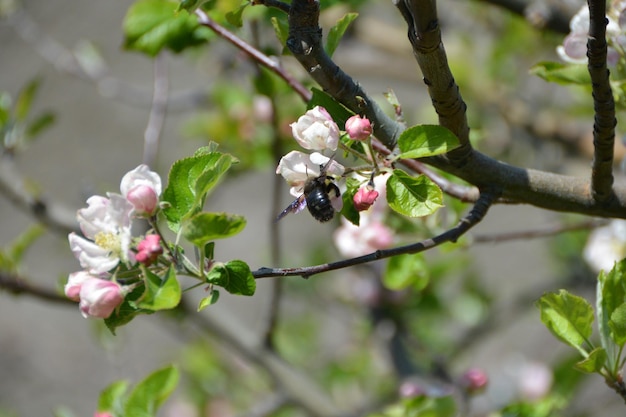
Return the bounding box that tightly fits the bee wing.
[275,195,307,222]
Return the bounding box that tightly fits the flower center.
[94,231,121,254]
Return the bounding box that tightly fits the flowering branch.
[253,190,497,279]
[194,9,312,103]
[587,0,617,203]
[285,0,404,149]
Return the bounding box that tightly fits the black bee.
[276,160,342,223]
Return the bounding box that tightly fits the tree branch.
[253,190,496,279]
[286,0,404,149]
[195,9,312,103]
[394,0,473,165]
[587,0,616,203]
[0,271,74,305]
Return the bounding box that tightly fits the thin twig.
[143,53,169,167]
[253,190,497,279]
[195,9,312,103]
[587,0,617,202]
[473,218,609,243]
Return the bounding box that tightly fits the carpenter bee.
[276,159,342,223]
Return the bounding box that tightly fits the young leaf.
[161,147,237,232]
[225,1,248,27]
[536,290,594,355]
[198,289,220,311]
[574,347,607,373]
[396,125,460,159]
[384,253,429,291]
[326,13,358,58]
[271,16,289,48]
[529,61,591,85]
[386,169,443,217]
[123,0,210,56]
[124,365,179,417]
[597,260,626,369]
[135,266,181,311]
[97,380,130,415]
[609,302,626,346]
[182,212,246,246]
[14,78,41,122]
[206,260,256,296]
[340,177,361,226]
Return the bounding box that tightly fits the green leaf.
[97,380,129,414]
[384,253,429,291]
[326,12,358,58]
[225,1,248,27]
[123,0,210,56]
[270,16,289,48]
[396,124,460,159]
[176,0,211,12]
[14,78,41,122]
[597,259,626,369]
[136,266,181,311]
[182,212,246,246]
[609,302,626,346]
[104,284,147,334]
[575,347,607,373]
[386,169,443,217]
[162,147,237,232]
[529,61,591,85]
[198,289,220,311]
[25,112,55,138]
[536,290,594,354]
[124,365,179,417]
[340,177,361,226]
[206,260,255,296]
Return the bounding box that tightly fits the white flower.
[290,106,340,151]
[69,194,134,275]
[584,220,626,273]
[276,151,344,198]
[120,164,162,215]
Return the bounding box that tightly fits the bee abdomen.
[306,187,335,222]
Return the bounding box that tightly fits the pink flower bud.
[65,271,95,301]
[126,184,159,216]
[120,165,162,216]
[79,278,125,319]
[344,115,372,141]
[94,412,114,417]
[353,186,379,211]
[135,234,163,266]
[459,368,489,394]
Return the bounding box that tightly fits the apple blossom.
[353,186,379,211]
[79,278,125,319]
[135,234,163,266]
[290,106,340,151]
[334,219,393,258]
[120,164,162,216]
[517,361,553,401]
[344,115,372,141]
[276,151,344,198]
[583,220,626,273]
[459,368,488,394]
[65,270,98,301]
[69,193,134,275]
[557,4,624,65]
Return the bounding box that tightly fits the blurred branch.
[587,0,617,203]
[0,157,77,235]
[0,271,74,305]
[473,218,608,243]
[143,54,169,167]
[394,0,473,165]
[478,0,572,33]
[195,9,312,103]
[253,189,497,278]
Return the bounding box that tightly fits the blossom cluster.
[557,3,626,65]
[277,106,393,257]
[65,165,163,319]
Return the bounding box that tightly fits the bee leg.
[327,182,341,198]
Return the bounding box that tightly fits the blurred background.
[1,0,625,416]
